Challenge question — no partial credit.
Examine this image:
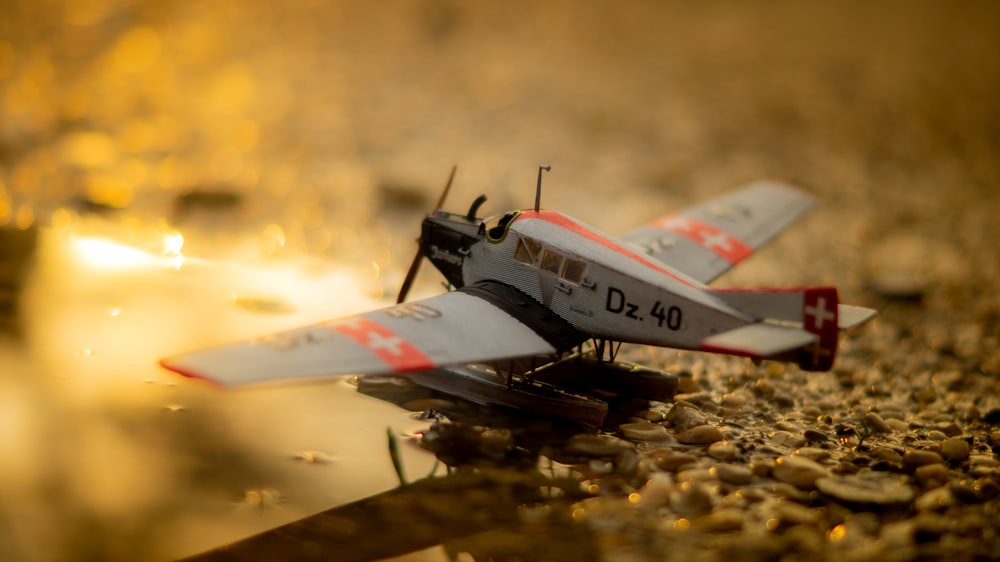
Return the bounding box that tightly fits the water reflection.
[1,222,439,561]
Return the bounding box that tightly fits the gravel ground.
[2,1,1000,560]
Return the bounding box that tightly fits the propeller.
[396,165,457,303]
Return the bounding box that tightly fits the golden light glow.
[827,523,847,542]
[71,236,183,270]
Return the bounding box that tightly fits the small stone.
[804,429,829,443]
[652,451,698,472]
[676,468,717,484]
[886,418,910,432]
[715,463,753,485]
[902,449,945,473]
[775,501,822,526]
[792,447,831,462]
[912,512,950,541]
[815,473,915,505]
[939,437,971,463]
[565,434,632,457]
[926,430,948,441]
[676,374,701,394]
[666,402,708,431]
[750,459,775,478]
[720,393,748,408]
[934,421,962,437]
[671,482,714,517]
[676,424,724,445]
[772,455,828,490]
[864,412,892,434]
[693,507,745,532]
[870,447,903,465]
[707,440,737,461]
[769,430,807,448]
[914,486,955,511]
[620,421,668,442]
[914,463,950,489]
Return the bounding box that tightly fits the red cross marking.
[652,215,752,264]
[329,317,434,372]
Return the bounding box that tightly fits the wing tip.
[159,358,226,388]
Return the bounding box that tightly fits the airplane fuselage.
[425,209,754,353]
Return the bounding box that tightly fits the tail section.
[704,287,875,371]
[800,287,839,371]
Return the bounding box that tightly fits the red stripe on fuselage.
[516,210,699,288]
[328,317,435,372]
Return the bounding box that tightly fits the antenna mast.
[534,165,551,212]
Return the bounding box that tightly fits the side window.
[561,258,587,284]
[514,237,542,264]
[540,249,563,273]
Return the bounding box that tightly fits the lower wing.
[160,282,580,387]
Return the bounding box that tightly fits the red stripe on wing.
[328,317,435,372]
[651,215,752,264]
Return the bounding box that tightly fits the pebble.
[707,440,737,461]
[885,418,910,432]
[769,430,807,448]
[901,450,944,473]
[692,507,745,532]
[803,429,829,443]
[676,424,724,445]
[620,421,669,442]
[815,473,915,505]
[666,402,708,431]
[926,430,948,441]
[676,468,717,484]
[863,411,892,434]
[914,463,950,489]
[939,437,971,462]
[775,501,821,526]
[792,447,830,462]
[720,393,748,408]
[772,455,828,490]
[565,434,633,457]
[714,463,753,485]
[914,486,955,511]
[870,447,903,465]
[652,451,698,472]
[671,482,714,517]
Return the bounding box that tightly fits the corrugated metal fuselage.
[423,209,753,351]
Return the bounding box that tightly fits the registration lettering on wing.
[328,317,435,372]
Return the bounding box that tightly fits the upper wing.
[620,181,815,284]
[160,288,560,387]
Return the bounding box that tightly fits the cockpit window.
[514,236,542,264]
[561,258,587,284]
[540,249,563,273]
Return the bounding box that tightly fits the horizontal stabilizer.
[838,304,877,329]
[700,323,817,358]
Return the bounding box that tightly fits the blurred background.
[1,0,998,560]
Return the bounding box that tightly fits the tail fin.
[707,287,874,372]
[799,287,839,371]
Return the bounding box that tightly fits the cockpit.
[480,211,521,243]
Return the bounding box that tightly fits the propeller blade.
[396,165,458,304]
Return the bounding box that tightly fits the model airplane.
[160,167,875,389]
